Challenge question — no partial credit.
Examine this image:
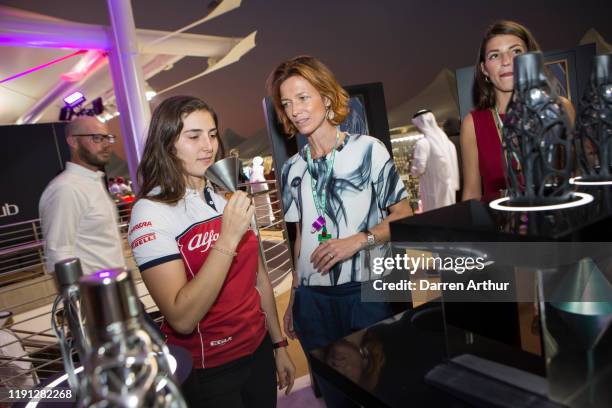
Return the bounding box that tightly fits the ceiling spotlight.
[59,92,107,121]
[63,91,86,109]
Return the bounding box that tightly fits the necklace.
[305,128,340,243]
[492,106,504,141]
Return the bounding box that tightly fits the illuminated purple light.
[98,271,111,278]
[63,91,85,108]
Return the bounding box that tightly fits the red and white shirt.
[128,187,266,368]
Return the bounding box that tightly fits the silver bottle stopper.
[79,268,141,342]
[54,257,84,288]
[77,268,186,408]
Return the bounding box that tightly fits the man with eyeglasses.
[39,116,126,275]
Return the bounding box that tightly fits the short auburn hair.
[266,55,349,136]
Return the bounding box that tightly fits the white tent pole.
[105,0,150,192]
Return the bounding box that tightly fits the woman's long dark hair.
[137,95,225,204]
[473,20,542,110]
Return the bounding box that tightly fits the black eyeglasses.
[73,133,116,144]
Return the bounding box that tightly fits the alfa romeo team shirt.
[128,187,266,368]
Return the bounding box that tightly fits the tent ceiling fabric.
[0,1,253,125]
[580,28,612,54]
[387,68,459,132]
[233,128,271,159]
[0,50,172,124]
[0,47,82,124]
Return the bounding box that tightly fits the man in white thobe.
[410,110,459,212]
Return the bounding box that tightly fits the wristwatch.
[365,230,377,248]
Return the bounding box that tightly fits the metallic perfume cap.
[205,156,240,192]
[513,51,547,89]
[53,258,84,288]
[79,268,141,333]
[592,53,612,87]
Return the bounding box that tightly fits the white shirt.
[410,112,459,212]
[281,134,408,286]
[39,162,125,275]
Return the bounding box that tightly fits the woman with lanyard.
[460,20,575,202]
[128,96,294,407]
[267,55,412,355]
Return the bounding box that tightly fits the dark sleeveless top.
[471,109,506,201]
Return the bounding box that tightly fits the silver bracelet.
[211,245,237,257]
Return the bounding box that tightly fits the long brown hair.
[137,95,225,204]
[266,55,349,136]
[473,20,542,110]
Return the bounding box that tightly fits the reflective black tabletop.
[309,301,556,407]
[391,186,612,243]
[316,187,612,407]
[310,302,468,407]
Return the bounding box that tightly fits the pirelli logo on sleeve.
[131,232,156,249]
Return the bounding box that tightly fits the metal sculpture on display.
[77,268,186,408]
[502,52,574,205]
[574,53,612,183]
[51,258,90,393]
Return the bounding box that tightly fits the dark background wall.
[0,123,70,226]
